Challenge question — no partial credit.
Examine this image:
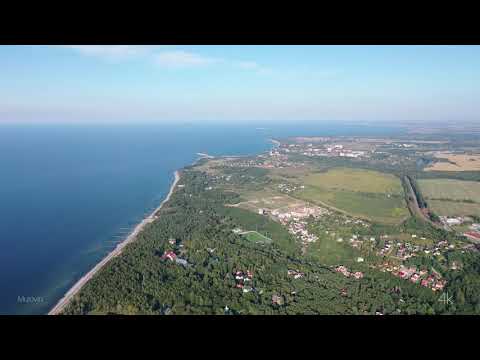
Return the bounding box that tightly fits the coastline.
[48,170,181,315]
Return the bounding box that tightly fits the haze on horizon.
[0,45,479,125]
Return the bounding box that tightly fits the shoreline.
[48,170,181,315]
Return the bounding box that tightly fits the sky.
[0,45,479,124]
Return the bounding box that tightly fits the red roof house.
[162,251,177,261]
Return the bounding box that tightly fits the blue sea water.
[0,122,404,314]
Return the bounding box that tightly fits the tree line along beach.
[48,170,181,315]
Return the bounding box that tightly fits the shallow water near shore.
[0,122,402,314]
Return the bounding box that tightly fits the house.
[435,282,445,290]
[410,274,420,283]
[272,294,284,306]
[464,231,480,241]
[446,217,462,226]
[162,251,177,261]
[353,272,364,279]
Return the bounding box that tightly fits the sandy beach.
[48,170,180,315]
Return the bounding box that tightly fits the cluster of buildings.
[233,270,256,293]
[440,216,480,241]
[224,152,296,170]
[337,230,453,292]
[287,269,305,279]
[335,265,364,279]
[344,234,374,249]
[375,262,446,291]
[272,205,326,222]
[376,238,453,260]
[277,183,303,194]
[287,220,319,248]
[440,216,465,227]
[277,142,369,159]
[224,158,265,168]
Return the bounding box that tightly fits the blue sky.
[0,45,479,124]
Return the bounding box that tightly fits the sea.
[0,122,404,314]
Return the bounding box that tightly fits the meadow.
[427,200,480,217]
[305,224,362,266]
[302,168,404,195]
[418,179,480,203]
[293,168,408,224]
[231,190,304,213]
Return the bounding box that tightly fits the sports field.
[294,168,408,224]
[243,231,273,244]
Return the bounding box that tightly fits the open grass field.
[306,233,360,266]
[418,179,480,203]
[290,168,408,224]
[295,186,408,224]
[267,166,314,184]
[425,153,480,171]
[302,168,404,195]
[228,189,305,213]
[427,200,480,217]
[243,231,273,244]
[220,206,298,254]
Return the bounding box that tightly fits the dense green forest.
[62,169,480,315]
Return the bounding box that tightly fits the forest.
[62,168,480,315]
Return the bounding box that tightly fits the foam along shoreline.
[196,152,214,159]
[48,170,181,315]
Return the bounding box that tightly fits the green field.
[418,179,480,203]
[428,199,480,217]
[306,231,360,266]
[418,179,480,217]
[221,206,298,254]
[293,168,408,224]
[243,231,273,244]
[303,168,404,195]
